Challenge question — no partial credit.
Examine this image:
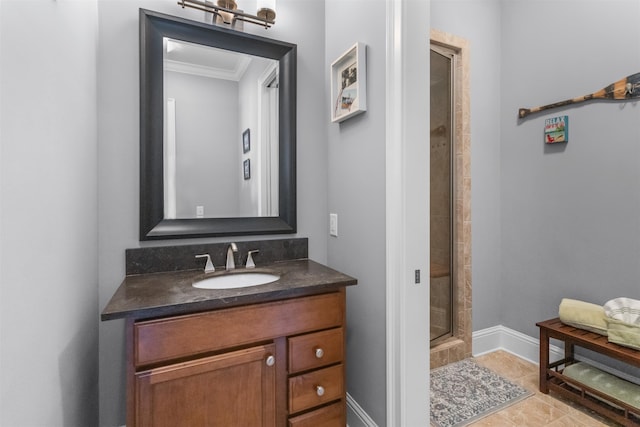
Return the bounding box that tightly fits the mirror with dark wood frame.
[140,8,296,240]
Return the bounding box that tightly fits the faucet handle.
[246,250,259,268]
[195,254,215,273]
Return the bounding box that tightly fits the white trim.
[385,1,431,426]
[164,98,177,219]
[472,324,562,364]
[385,0,405,424]
[347,393,379,427]
[163,55,251,81]
[256,62,279,216]
[472,325,640,385]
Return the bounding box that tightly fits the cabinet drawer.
[134,292,344,367]
[289,328,343,374]
[289,364,344,414]
[288,401,344,427]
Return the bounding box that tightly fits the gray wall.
[433,0,640,339]
[237,57,275,216]
[165,72,240,217]
[431,0,503,331]
[0,1,99,425]
[97,1,327,425]
[500,0,640,338]
[325,0,387,424]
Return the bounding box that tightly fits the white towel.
[603,297,640,325]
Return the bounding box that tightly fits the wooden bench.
[537,318,640,426]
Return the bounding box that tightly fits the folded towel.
[604,297,640,325]
[558,298,608,336]
[606,317,640,350]
[563,362,640,411]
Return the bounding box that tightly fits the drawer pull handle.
[315,347,324,359]
[316,385,325,397]
[265,355,275,367]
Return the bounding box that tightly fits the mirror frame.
[140,9,297,240]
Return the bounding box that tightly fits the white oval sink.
[193,272,280,290]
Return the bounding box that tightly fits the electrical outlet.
[415,269,421,284]
[329,213,338,237]
[196,205,204,218]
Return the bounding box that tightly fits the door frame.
[385,0,431,425]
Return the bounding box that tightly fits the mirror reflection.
[139,9,296,240]
[163,38,279,219]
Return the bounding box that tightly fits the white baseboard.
[472,324,563,364]
[346,392,379,427]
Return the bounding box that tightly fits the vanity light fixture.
[178,0,276,29]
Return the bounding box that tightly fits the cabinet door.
[135,344,276,427]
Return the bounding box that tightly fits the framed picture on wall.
[331,42,367,123]
[243,159,251,180]
[242,128,250,153]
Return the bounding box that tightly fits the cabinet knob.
[265,355,275,367]
[315,347,324,359]
[316,385,325,397]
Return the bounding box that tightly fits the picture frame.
[331,42,367,123]
[242,128,250,153]
[243,158,251,180]
[544,116,568,144]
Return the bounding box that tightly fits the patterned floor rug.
[430,358,533,427]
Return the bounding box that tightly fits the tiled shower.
[429,29,472,369]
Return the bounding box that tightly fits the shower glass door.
[430,47,454,346]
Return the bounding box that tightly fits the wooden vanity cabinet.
[126,289,347,427]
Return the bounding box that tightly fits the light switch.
[196,205,204,218]
[329,213,338,237]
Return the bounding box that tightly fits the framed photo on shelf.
[242,128,250,153]
[331,42,367,123]
[243,159,251,180]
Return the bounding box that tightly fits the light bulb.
[256,0,276,21]
[216,0,237,24]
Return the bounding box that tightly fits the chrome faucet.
[226,243,238,270]
[195,254,215,273]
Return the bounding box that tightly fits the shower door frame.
[429,29,472,368]
[429,43,457,347]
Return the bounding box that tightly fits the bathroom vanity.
[111,9,348,424]
[102,239,356,427]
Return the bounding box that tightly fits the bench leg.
[564,341,574,361]
[539,328,549,394]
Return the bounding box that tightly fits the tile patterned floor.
[449,350,622,427]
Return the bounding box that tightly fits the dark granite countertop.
[101,259,357,321]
